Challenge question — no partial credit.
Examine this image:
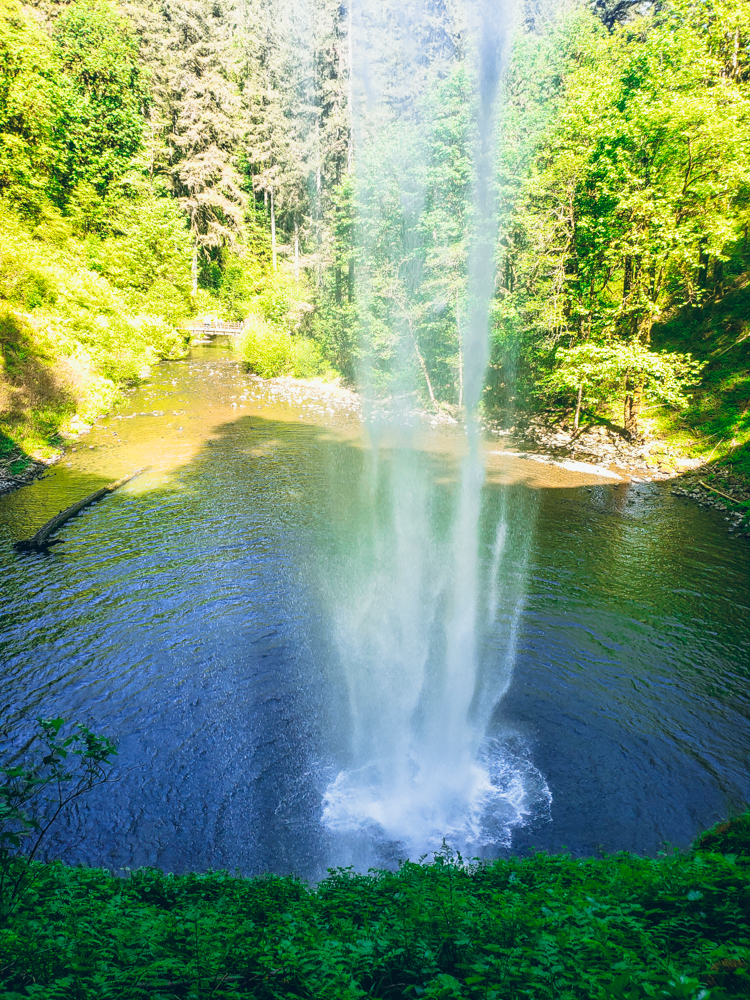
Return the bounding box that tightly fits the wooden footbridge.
[184,320,244,337]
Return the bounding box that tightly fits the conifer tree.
[135,0,246,293]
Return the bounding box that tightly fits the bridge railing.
[183,321,245,336]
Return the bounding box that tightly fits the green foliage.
[0,201,190,458]
[651,278,750,472]
[2,820,750,997]
[541,341,705,413]
[238,313,290,377]
[52,0,145,197]
[494,0,750,438]
[0,0,56,209]
[696,815,750,857]
[238,312,331,380]
[0,718,116,921]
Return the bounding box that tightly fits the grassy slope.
[1,816,749,999]
[0,208,192,478]
[651,276,750,480]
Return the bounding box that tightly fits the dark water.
[1,345,748,878]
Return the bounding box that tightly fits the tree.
[0,0,56,209]
[542,341,705,435]
[52,0,145,198]
[499,0,750,431]
[143,0,246,294]
[1,718,117,920]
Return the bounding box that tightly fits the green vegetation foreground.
[1,819,748,999]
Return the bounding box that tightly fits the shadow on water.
[505,483,750,856]
[1,372,749,875]
[0,413,357,878]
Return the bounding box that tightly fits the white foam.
[322,737,552,858]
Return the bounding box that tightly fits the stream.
[1,342,749,879]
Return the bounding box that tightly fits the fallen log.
[698,479,740,504]
[14,469,145,554]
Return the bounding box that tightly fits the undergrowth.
[0,201,190,465]
[1,817,749,999]
[236,269,335,381]
[651,276,750,479]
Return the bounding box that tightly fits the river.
[1,342,748,879]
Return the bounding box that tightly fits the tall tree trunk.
[574,383,583,432]
[456,295,464,411]
[270,186,277,271]
[412,335,439,413]
[294,221,299,281]
[624,378,641,439]
[347,1,353,172]
[335,266,342,305]
[191,215,198,296]
[347,259,354,303]
[698,236,708,290]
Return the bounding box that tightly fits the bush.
[0,203,189,457]
[695,815,750,857]
[2,821,750,998]
[238,313,291,377]
[238,312,332,380]
[289,334,328,378]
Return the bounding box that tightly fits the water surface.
[1,344,748,877]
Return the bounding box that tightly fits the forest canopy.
[0,0,748,468]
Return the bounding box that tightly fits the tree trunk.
[624,380,641,440]
[574,383,583,432]
[294,221,299,281]
[335,266,342,305]
[412,335,439,413]
[347,259,354,303]
[347,1,353,172]
[622,255,632,299]
[270,187,277,271]
[456,296,464,411]
[191,235,198,296]
[698,237,708,290]
[15,470,145,553]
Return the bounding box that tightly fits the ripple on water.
[0,345,749,876]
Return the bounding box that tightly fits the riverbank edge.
[3,367,749,547]
[488,412,750,540]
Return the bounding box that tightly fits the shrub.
[0,202,189,456]
[238,313,291,377]
[289,334,328,378]
[2,822,750,998]
[238,313,332,380]
[695,815,750,856]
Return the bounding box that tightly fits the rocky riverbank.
[0,453,55,496]
[490,414,750,540]
[3,385,749,543]
[670,474,750,539]
[495,415,701,479]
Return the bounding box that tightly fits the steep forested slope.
[492,0,750,469]
[1,0,748,481]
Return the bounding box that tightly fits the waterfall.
[319,0,551,862]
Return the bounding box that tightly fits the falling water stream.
[314,0,534,863]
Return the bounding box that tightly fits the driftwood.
[14,469,144,554]
[699,480,739,504]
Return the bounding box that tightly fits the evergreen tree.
[143,0,246,294]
